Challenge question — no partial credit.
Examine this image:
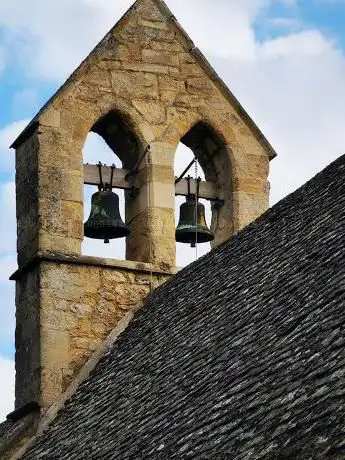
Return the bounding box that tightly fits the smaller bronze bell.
[84,190,130,243]
[176,195,214,247]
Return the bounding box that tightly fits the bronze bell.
[176,195,214,247]
[84,190,130,243]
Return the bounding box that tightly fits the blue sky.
[1,0,345,419]
[299,1,345,45]
[257,0,345,45]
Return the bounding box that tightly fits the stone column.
[126,141,176,269]
[37,121,84,258]
[231,152,270,231]
[15,111,84,267]
[15,132,40,267]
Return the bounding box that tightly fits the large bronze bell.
[84,190,130,243]
[176,195,214,247]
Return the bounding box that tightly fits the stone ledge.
[10,252,179,281]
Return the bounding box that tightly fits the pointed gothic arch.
[81,109,149,261]
[177,121,234,247]
[90,110,144,170]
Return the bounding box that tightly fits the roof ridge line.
[15,300,144,458]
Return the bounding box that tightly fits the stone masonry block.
[138,19,168,30]
[179,63,204,78]
[126,207,175,267]
[100,269,136,285]
[40,107,61,128]
[142,48,179,67]
[41,367,63,408]
[187,77,214,95]
[233,177,268,195]
[134,0,166,21]
[85,69,111,90]
[41,329,69,368]
[232,191,269,230]
[137,182,175,210]
[132,100,166,124]
[111,71,159,100]
[136,165,174,187]
[233,154,270,178]
[120,23,175,43]
[148,141,176,167]
[159,76,186,104]
[151,41,184,53]
[115,43,141,61]
[121,61,171,74]
[39,232,81,256]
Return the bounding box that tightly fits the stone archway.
[82,109,151,262]
[179,121,234,247]
[91,110,143,170]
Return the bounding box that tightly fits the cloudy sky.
[1,0,345,421]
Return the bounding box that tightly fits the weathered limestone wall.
[13,0,271,270]
[14,256,174,410]
[15,133,40,267]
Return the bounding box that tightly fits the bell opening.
[175,143,214,266]
[82,132,127,258]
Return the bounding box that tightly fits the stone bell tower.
[10,0,275,414]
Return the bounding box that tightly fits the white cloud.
[0,182,17,353]
[0,0,133,81]
[0,182,16,254]
[0,120,30,175]
[0,123,19,355]
[269,17,301,31]
[0,356,15,422]
[0,281,15,360]
[212,28,345,203]
[259,29,331,57]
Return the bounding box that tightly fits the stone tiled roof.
[24,155,345,459]
[0,407,39,459]
[0,420,13,440]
